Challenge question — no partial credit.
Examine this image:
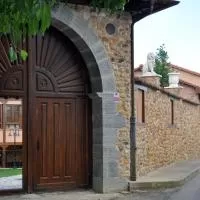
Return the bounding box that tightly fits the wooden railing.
[0,128,22,144]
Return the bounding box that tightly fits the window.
[5,105,22,129]
[170,99,174,125]
[136,89,145,123]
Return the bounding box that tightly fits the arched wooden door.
[0,28,91,192]
[30,28,91,191]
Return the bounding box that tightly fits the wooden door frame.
[0,38,42,194]
[0,62,35,195]
[26,38,35,193]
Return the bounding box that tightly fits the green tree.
[0,0,127,41]
[154,44,171,87]
[0,0,127,61]
[90,0,127,11]
[0,0,55,61]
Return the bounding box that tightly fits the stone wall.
[53,3,200,181]
[136,83,200,177]
[68,4,132,177]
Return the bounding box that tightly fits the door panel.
[76,99,89,186]
[34,97,89,190]
[63,100,76,183]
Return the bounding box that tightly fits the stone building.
[134,69,200,177]
[0,0,179,194]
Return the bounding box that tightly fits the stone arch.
[52,4,115,93]
[52,4,126,193]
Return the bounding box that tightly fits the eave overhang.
[66,0,180,23]
[124,0,180,23]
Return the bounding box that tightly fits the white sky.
[134,0,200,73]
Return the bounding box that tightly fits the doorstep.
[0,190,122,200]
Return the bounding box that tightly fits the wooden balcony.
[0,128,22,145]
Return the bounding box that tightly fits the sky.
[134,0,200,73]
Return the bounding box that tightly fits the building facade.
[0,0,179,194]
[134,71,200,177]
[0,99,22,168]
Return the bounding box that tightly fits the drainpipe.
[128,0,179,183]
[129,2,155,183]
[130,16,137,181]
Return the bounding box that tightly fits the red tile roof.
[134,64,200,90]
[170,64,200,77]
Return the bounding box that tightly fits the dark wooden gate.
[0,28,91,192]
[33,98,89,190]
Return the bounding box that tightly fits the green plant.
[154,44,171,87]
[0,168,22,178]
[0,0,128,62]
[0,0,55,62]
[90,0,127,11]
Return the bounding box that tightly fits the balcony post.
[2,147,6,168]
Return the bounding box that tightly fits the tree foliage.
[90,0,127,11]
[0,0,127,61]
[154,44,171,87]
[0,0,56,61]
[0,0,127,41]
[0,0,55,41]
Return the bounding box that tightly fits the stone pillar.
[89,92,127,193]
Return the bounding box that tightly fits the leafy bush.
[154,44,171,87]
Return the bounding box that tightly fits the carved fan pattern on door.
[32,28,91,190]
[0,36,26,92]
[32,29,87,94]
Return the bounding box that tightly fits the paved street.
[0,173,200,200]
[168,173,200,200]
[0,175,22,190]
[118,173,200,200]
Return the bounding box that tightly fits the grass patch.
[0,168,22,178]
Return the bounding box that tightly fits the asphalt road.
[168,173,200,200]
[119,173,200,200]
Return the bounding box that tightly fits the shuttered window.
[170,99,174,125]
[136,89,145,123]
[5,105,22,129]
[0,105,2,129]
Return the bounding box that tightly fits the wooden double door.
[0,28,91,192]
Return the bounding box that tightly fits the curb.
[129,166,200,191]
